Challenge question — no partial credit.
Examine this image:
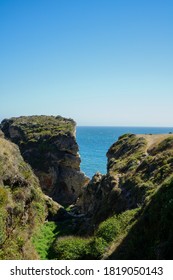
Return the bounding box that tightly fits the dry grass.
[136,134,173,152]
[0,138,21,175]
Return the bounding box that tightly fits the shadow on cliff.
[107,177,173,260]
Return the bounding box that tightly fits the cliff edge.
[1,116,89,205]
[78,133,173,222]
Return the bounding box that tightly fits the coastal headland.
[0,115,173,260]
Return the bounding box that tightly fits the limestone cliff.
[1,116,89,205]
[78,134,173,222]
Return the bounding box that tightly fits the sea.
[76,126,173,178]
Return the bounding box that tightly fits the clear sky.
[1,0,173,126]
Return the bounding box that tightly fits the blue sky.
[1,0,173,126]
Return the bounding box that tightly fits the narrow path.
[136,134,173,152]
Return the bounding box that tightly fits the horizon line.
[77,125,173,128]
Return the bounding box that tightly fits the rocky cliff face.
[1,116,89,206]
[78,133,173,222]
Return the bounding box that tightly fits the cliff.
[65,133,172,259]
[1,116,89,205]
[0,115,86,260]
[0,136,47,259]
[1,118,173,260]
[77,134,173,221]
[46,133,173,260]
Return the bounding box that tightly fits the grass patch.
[32,221,59,259]
[50,209,139,260]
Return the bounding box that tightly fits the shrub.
[88,237,107,259]
[96,209,139,243]
[96,217,121,243]
[53,236,89,260]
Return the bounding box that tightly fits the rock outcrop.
[1,116,89,205]
[78,133,173,223]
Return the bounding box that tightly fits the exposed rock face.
[78,133,173,223]
[1,116,89,205]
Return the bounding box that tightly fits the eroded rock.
[1,115,89,205]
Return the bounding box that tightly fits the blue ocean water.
[76,126,173,178]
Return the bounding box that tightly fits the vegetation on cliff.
[108,175,173,259]
[52,133,173,260]
[0,137,47,259]
[78,134,173,221]
[1,115,76,141]
[1,116,173,260]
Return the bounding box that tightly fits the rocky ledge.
[1,115,89,205]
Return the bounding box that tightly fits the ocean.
[76,126,173,178]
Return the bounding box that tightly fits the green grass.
[32,221,59,259]
[32,219,78,260]
[4,115,76,140]
[50,209,139,260]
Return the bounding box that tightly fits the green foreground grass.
[32,222,58,259]
[32,209,139,260]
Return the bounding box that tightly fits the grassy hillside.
[0,137,47,259]
[108,175,173,259]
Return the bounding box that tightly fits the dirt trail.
[136,134,173,152]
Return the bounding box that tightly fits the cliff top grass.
[108,133,173,163]
[1,115,76,141]
[0,137,27,179]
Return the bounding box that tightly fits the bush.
[96,217,121,243]
[88,237,107,259]
[53,236,89,260]
[96,209,138,243]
